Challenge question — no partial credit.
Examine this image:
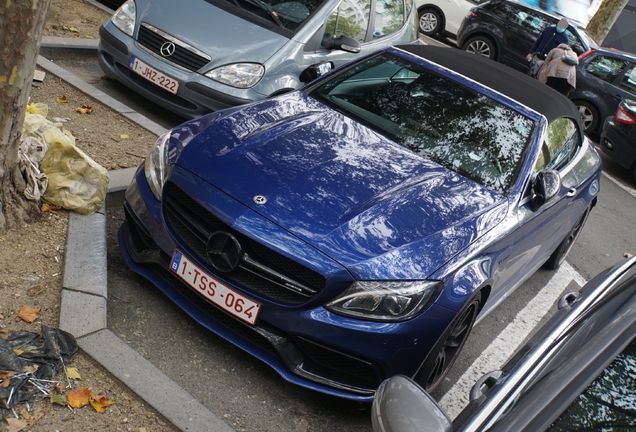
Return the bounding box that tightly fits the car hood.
[140,0,289,65]
[175,93,508,279]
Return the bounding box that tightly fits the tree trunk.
[586,0,629,45]
[0,0,51,232]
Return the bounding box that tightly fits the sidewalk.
[38,36,234,432]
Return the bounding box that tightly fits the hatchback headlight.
[144,131,172,201]
[205,64,265,88]
[325,280,442,321]
[111,0,136,37]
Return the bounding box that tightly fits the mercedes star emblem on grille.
[160,41,176,57]
[206,231,243,272]
[253,195,267,205]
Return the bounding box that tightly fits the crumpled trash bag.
[18,136,48,201]
[40,127,110,215]
[0,326,78,412]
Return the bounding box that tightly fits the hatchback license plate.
[170,250,261,325]
[130,56,179,95]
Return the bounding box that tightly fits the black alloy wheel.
[575,100,600,135]
[463,36,496,60]
[415,291,482,393]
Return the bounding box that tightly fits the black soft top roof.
[396,44,581,127]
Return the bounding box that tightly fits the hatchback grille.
[163,183,326,304]
[137,23,211,72]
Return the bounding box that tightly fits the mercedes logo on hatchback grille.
[206,231,243,273]
[160,42,176,57]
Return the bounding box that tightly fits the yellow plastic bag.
[40,128,110,215]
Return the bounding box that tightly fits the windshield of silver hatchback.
[310,53,535,194]
[220,0,328,30]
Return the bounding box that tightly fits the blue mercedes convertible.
[119,45,602,402]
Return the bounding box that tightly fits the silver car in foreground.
[372,255,636,431]
[98,0,418,118]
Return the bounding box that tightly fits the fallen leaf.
[22,364,39,374]
[20,407,47,426]
[0,371,15,387]
[5,418,27,432]
[41,203,62,212]
[75,105,93,114]
[67,387,92,408]
[90,395,116,413]
[13,347,24,356]
[17,305,41,323]
[625,252,633,258]
[50,390,67,406]
[120,134,130,139]
[67,367,81,380]
[69,27,79,33]
[56,95,68,103]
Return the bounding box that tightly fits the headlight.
[205,64,265,88]
[111,0,136,37]
[144,130,172,201]
[325,280,442,321]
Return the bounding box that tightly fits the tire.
[544,207,591,270]
[419,9,442,36]
[414,291,482,393]
[463,36,496,60]
[575,100,600,135]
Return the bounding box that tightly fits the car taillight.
[578,49,595,61]
[615,104,636,125]
[470,12,478,17]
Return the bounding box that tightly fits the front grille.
[137,23,211,72]
[163,183,326,304]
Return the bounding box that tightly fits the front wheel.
[463,36,496,60]
[419,9,442,36]
[414,291,481,393]
[544,207,591,270]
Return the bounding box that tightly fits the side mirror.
[531,170,561,212]
[299,61,334,83]
[324,35,361,53]
[372,375,452,432]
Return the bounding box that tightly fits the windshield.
[309,53,534,194]
[228,0,328,30]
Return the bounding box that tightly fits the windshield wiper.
[242,0,285,28]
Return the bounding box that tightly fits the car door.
[304,0,413,68]
[502,5,552,71]
[441,0,482,34]
[489,118,583,304]
[604,61,636,115]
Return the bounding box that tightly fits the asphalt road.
[51,36,636,431]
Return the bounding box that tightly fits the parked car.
[599,99,636,182]
[118,44,601,401]
[570,47,636,135]
[456,0,597,74]
[97,0,417,119]
[372,255,636,432]
[415,0,483,37]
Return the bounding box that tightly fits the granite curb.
[42,37,234,431]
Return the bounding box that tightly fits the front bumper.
[118,166,455,401]
[98,22,257,119]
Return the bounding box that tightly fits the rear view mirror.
[531,170,561,212]
[324,35,361,53]
[372,375,452,432]
[299,61,334,83]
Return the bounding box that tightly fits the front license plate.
[129,56,179,95]
[170,250,261,325]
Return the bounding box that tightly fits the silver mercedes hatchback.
[97,0,418,118]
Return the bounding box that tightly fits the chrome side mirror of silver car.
[531,170,561,212]
[372,375,452,432]
[299,61,334,83]
[324,35,361,53]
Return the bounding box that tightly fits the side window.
[547,341,636,431]
[585,55,629,83]
[619,63,636,97]
[535,118,579,173]
[564,29,585,54]
[322,0,371,46]
[373,0,404,39]
[514,10,548,36]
